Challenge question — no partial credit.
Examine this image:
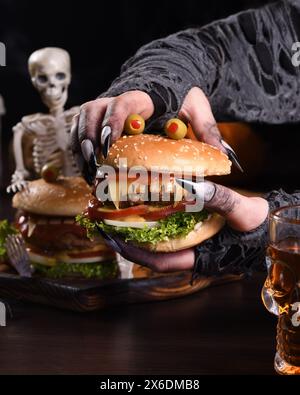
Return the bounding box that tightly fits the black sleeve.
[193,189,300,279]
[100,0,300,129]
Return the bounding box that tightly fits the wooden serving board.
[0,271,243,312]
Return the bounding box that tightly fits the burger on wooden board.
[78,134,232,252]
[12,177,118,279]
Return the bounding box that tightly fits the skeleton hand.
[6,169,30,194]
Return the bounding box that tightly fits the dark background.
[2,0,298,192]
[0,0,271,140]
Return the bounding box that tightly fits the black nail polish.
[81,163,94,186]
[81,139,94,162]
[227,151,244,173]
[80,140,98,184]
[101,126,112,159]
[96,227,122,254]
[88,154,98,175]
[102,134,111,159]
[221,140,244,173]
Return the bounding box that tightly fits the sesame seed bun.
[94,135,232,252]
[103,134,231,177]
[13,177,92,217]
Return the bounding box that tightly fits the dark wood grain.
[0,271,243,312]
[0,191,242,312]
[0,274,276,375]
[0,192,276,374]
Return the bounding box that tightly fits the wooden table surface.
[0,191,276,375]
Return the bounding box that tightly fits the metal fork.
[5,234,33,278]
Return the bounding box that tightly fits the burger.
[13,177,118,279]
[78,134,231,252]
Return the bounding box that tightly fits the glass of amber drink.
[262,205,300,374]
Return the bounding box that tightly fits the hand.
[71,87,242,183]
[102,233,196,273]
[179,87,228,152]
[70,90,154,181]
[99,183,269,273]
[176,179,269,232]
[6,170,30,194]
[179,87,243,171]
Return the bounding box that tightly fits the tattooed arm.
[194,189,300,277]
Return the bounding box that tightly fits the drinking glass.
[262,205,300,375]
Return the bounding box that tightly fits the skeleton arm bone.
[7,123,30,193]
[12,123,28,173]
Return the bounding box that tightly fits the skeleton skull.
[28,47,71,114]
[262,256,298,316]
[262,246,300,373]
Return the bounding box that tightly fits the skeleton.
[7,47,80,193]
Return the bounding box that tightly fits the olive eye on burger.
[13,177,118,279]
[78,135,232,253]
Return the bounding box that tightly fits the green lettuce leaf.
[76,214,99,240]
[0,220,18,263]
[77,210,209,245]
[33,260,118,280]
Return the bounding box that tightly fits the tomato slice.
[143,201,187,221]
[88,200,149,220]
[88,199,188,221]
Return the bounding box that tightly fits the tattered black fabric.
[99,0,300,276]
[101,0,300,128]
[193,190,300,279]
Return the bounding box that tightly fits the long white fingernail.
[221,140,244,173]
[175,179,216,202]
[81,139,95,162]
[101,126,112,159]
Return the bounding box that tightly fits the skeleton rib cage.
[33,129,63,174]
